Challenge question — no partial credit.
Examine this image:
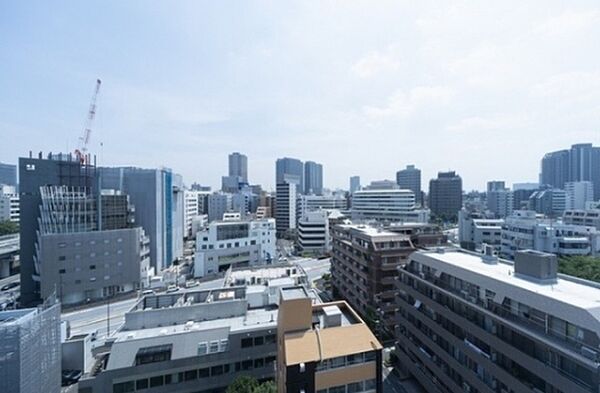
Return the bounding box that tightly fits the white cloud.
[533,10,600,37]
[531,71,600,101]
[363,86,455,118]
[351,50,400,78]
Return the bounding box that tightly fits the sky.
[1,1,599,191]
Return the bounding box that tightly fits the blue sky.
[1,1,599,191]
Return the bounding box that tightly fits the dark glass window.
[135,379,148,390]
[149,376,163,388]
[211,365,224,376]
[241,337,253,348]
[254,336,264,346]
[265,334,276,344]
[184,369,197,381]
[113,382,134,393]
[198,368,209,378]
[134,344,172,365]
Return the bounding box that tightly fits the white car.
[141,289,155,296]
[166,285,180,293]
[185,280,199,288]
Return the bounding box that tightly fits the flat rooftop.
[280,286,310,301]
[338,224,410,239]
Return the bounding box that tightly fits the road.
[0,274,20,309]
[294,257,330,284]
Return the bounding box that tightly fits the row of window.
[113,356,276,393]
[316,379,377,393]
[315,351,376,371]
[197,339,228,356]
[200,239,261,250]
[241,333,276,348]
[57,249,125,261]
[58,238,124,248]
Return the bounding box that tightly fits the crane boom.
[75,79,101,162]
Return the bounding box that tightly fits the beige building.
[277,286,383,393]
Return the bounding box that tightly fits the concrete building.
[350,175,361,194]
[220,175,242,193]
[458,209,504,251]
[194,218,276,277]
[397,165,422,206]
[331,224,415,336]
[300,194,348,217]
[78,287,283,393]
[528,188,566,217]
[0,162,17,187]
[207,192,232,222]
[501,210,600,259]
[0,184,19,223]
[304,160,323,195]
[19,152,97,305]
[231,188,259,218]
[276,182,298,237]
[395,248,600,393]
[429,171,463,221]
[541,143,600,198]
[0,234,19,278]
[351,189,417,223]
[276,157,304,190]
[183,190,200,239]
[297,210,330,255]
[0,299,61,393]
[513,187,536,210]
[563,209,600,229]
[222,263,308,288]
[565,181,595,210]
[486,180,505,192]
[386,222,447,248]
[99,166,184,271]
[365,179,399,190]
[228,152,248,183]
[35,186,150,305]
[486,185,514,218]
[277,286,383,393]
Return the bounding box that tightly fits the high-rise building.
[276,157,304,190]
[395,248,600,393]
[277,286,383,393]
[429,171,463,220]
[397,165,422,206]
[366,179,399,190]
[221,175,242,193]
[207,192,232,222]
[331,224,415,335]
[19,152,97,306]
[184,189,201,238]
[0,162,17,187]
[513,188,537,210]
[303,160,323,195]
[275,183,297,237]
[0,298,61,393]
[228,152,248,183]
[565,181,594,210]
[486,183,514,218]
[350,175,361,194]
[486,180,505,192]
[541,143,600,197]
[99,166,184,271]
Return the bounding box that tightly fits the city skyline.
[2,2,599,191]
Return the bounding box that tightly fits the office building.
[397,165,422,206]
[513,182,539,191]
[331,224,414,336]
[277,286,383,393]
[395,248,600,393]
[300,194,348,217]
[528,188,566,217]
[541,143,600,197]
[0,185,19,223]
[0,162,17,187]
[194,218,275,277]
[563,209,600,230]
[36,186,150,305]
[458,209,504,251]
[207,192,232,222]
[183,190,200,239]
[513,187,536,210]
[78,287,282,393]
[304,160,323,195]
[19,152,97,305]
[486,180,505,192]
[351,189,424,223]
[190,183,211,192]
[501,210,600,259]
[0,234,19,278]
[231,188,259,218]
[366,179,399,190]
[429,171,463,221]
[565,181,594,210]
[350,175,361,194]
[386,222,448,248]
[228,152,248,183]
[276,182,298,237]
[221,175,242,193]
[297,210,330,255]
[99,166,184,271]
[276,157,304,190]
[0,298,61,393]
[486,184,514,218]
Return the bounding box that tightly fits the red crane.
[75,79,102,164]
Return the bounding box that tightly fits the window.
[220,339,229,352]
[89,277,96,282]
[223,364,231,374]
[254,336,264,346]
[149,376,163,388]
[364,351,376,362]
[265,334,276,344]
[242,360,253,370]
[365,379,376,390]
[164,374,173,385]
[59,269,66,274]
[347,381,364,393]
[329,386,345,393]
[135,379,148,390]
[198,368,209,378]
[113,381,134,393]
[58,256,66,261]
[198,342,208,356]
[241,337,253,348]
[75,280,81,284]
[209,340,219,353]
[90,265,96,270]
[134,344,172,365]
[211,365,224,376]
[58,242,67,248]
[184,369,197,381]
[254,358,264,368]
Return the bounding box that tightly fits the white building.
[300,194,347,217]
[501,210,600,259]
[183,190,200,238]
[563,209,600,230]
[458,209,504,251]
[565,181,594,210]
[194,218,276,277]
[351,189,428,222]
[486,188,514,218]
[297,210,330,255]
[0,185,19,223]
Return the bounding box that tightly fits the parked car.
[166,284,180,293]
[141,289,155,296]
[185,280,199,288]
[1,281,19,291]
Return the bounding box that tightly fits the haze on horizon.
[1,1,599,191]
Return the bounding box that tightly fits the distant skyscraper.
[541,143,600,198]
[228,152,248,183]
[304,160,323,195]
[350,175,361,193]
[429,171,463,220]
[486,180,505,192]
[396,165,422,205]
[275,182,297,236]
[276,157,303,190]
[0,162,17,186]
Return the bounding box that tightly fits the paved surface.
[294,257,330,284]
[0,274,19,309]
[383,367,425,393]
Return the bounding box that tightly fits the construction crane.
[75,79,102,164]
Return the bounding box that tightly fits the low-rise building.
[386,222,447,248]
[297,209,330,255]
[563,209,600,230]
[300,194,348,217]
[458,209,504,251]
[277,286,383,393]
[351,189,428,223]
[194,218,276,277]
[0,184,19,223]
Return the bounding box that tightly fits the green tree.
[559,256,600,283]
[226,376,259,393]
[253,381,276,393]
[0,220,18,236]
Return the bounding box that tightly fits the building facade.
[276,183,298,237]
[429,171,463,221]
[304,161,323,195]
[297,210,330,255]
[350,176,361,194]
[300,194,348,217]
[486,185,514,219]
[563,209,600,229]
[541,143,600,198]
[565,181,595,210]
[528,188,567,217]
[395,248,600,393]
[228,152,248,183]
[0,184,19,223]
[276,157,304,190]
[351,189,416,222]
[458,209,504,251]
[396,165,422,206]
[0,162,17,187]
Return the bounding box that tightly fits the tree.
[559,256,600,283]
[226,376,259,393]
[253,381,276,393]
[0,220,18,236]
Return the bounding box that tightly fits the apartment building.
[331,224,414,336]
[277,286,383,393]
[276,182,298,237]
[194,218,276,277]
[395,248,600,393]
